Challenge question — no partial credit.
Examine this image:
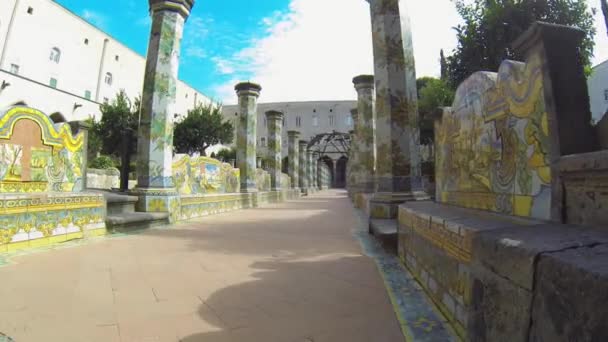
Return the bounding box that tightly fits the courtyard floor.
[0,190,456,342]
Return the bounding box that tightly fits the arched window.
[49,47,61,63]
[261,137,266,147]
[105,72,113,85]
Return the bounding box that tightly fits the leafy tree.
[417,77,455,144]
[93,90,140,158]
[174,103,234,156]
[447,0,596,87]
[216,147,236,163]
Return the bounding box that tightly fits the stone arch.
[336,156,348,188]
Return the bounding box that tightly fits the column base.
[369,191,430,219]
[130,187,180,223]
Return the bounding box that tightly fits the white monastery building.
[222,100,357,158]
[0,0,211,121]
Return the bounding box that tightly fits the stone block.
[469,265,532,342]
[529,243,608,342]
[473,224,608,290]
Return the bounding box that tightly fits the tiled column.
[353,74,376,194]
[313,152,320,190]
[133,0,194,222]
[288,131,300,191]
[298,140,309,193]
[306,148,314,193]
[347,108,359,196]
[266,110,284,191]
[367,0,429,219]
[235,82,261,193]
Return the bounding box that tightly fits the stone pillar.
[133,0,194,222]
[347,108,359,195]
[298,140,309,192]
[306,148,315,193]
[313,152,320,190]
[331,161,337,188]
[235,82,262,193]
[353,74,376,194]
[366,0,428,219]
[266,110,284,191]
[288,131,300,191]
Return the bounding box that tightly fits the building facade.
[588,59,608,124]
[0,0,210,121]
[222,100,356,158]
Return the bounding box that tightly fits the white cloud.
[213,0,608,104]
[82,9,108,29]
[213,0,460,104]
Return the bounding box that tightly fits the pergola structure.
[307,131,351,188]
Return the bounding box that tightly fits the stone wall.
[87,168,120,190]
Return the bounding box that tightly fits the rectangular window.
[346,115,353,126]
[312,115,319,127]
[84,90,91,100]
[296,116,301,127]
[329,115,335,126]
[9,64,19,75]
[49,78,57,88]
[604,89,608,102]
[261,137,266,147]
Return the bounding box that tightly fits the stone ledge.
[530,244,608,341]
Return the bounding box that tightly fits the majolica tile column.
[235,82,262,193]
[353,75,377,194]
[133,0,194,222]
[298,140,309,192]
[288,130,300,191]
[347,108,360,196]
[366,0,428,218]
[313,152,320,190]
[307,148,315,193]
[266,110,284,191]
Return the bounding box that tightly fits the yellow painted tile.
[65,232,84,241]
[513,195,533,217]
[7,240,30,252]
[29,237,51,248]
[49,234,67,244]
[86,228,107,238]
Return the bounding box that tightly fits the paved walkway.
[0,190,454,342]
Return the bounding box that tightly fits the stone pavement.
[0,190,456,342]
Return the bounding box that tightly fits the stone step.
[103,192,139,215]
[369,218,398,254]
[106,212,170,233]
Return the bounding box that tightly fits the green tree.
[216,147,236,163]
[173,103,234,156]
[447,0,596,88]
[92,90,140,158]
[417,77,455,144]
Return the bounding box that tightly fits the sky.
[57,0,608,105]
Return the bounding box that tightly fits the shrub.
[89,155,116,169]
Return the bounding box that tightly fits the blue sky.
[56,0,291,101]
[55,0,608,104]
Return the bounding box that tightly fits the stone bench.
[398,201,608,341]
[0,192,106,252]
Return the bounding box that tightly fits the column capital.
[265,110,284,121]
[288,130,300,138]
[149,0,194,19]
[298,140,309,147]
[235,82,262,98]
[353,75,375,91]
